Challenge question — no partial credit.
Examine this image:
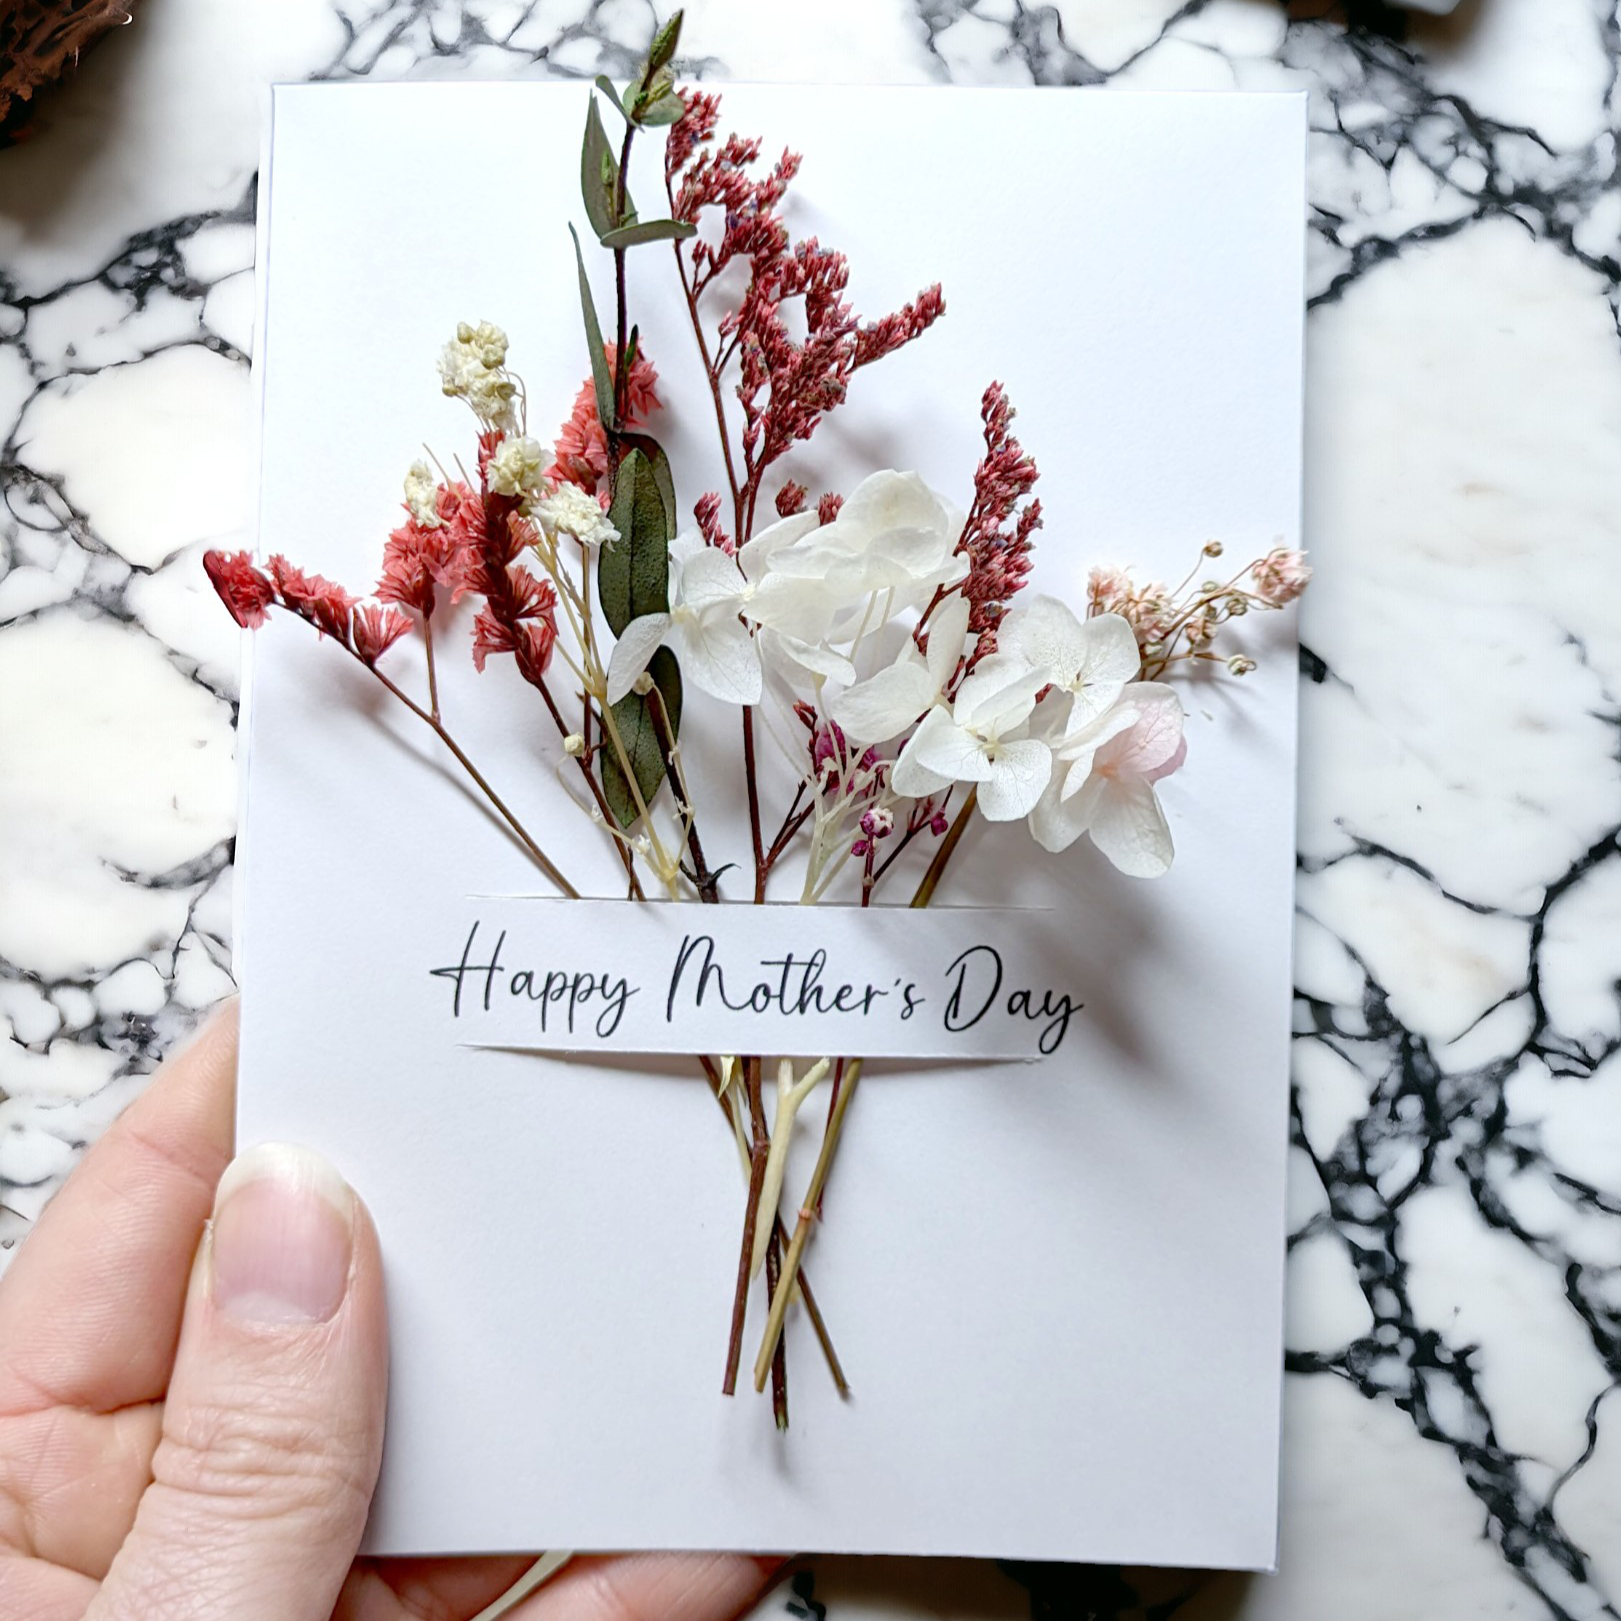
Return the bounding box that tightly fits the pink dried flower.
[351,603,411,665]
[546,343,661,497]
[1250,547,1311,606]
[471,566,558,677]
[774,480,808,518]
[269,556,357,642]
[1087,564,1173,653]
[816,491,843,525]
[204,550,274,628]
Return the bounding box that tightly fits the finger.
[336,1556,539,1621]
[0,1002,238,1416]
[511,1553,787,1621]
[89,1143,388,1621]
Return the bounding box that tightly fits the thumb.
[90,1144,388,1621]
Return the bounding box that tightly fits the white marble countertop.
[2,2,1618,1617]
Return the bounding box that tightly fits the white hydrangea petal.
[738,510,821,581]
[1066,613,1142,725]
[891,711,958,798]
[830,470,948,548]
[978,738,1053,822]
[677,613,763,705]
[1029,771,1090,852]
[906,705,993,784]
[1003,594,1085,678]
[1055,700,1141,790]
[1102,682,1185,777]
[830,661,938,744]
[924,595,971,691]
[605,613,672,704]
[955,655,1049,732]
[679,548,749,613]
[1087,779,1175,878]
[760,628,856,685]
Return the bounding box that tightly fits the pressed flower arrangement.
[207,14,1309,1429]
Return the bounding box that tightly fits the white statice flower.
[1027,682,1185,876]
[486,435,547,499]
[828,594,971,745]
[891,651,1054,821]
[606,532,761,706]
[403,461,442,528]
[438,320,518,431]
[1001,597,1139,733]
[530,481,619,549]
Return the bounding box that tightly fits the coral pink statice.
[204,550,274,628]
[547,343,661,497]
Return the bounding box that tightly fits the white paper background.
[239,82,1304,1565]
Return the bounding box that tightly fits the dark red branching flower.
[666,89,944,543]
[816,491,843,525]
[466,477,561,685]
[202,549,409,670]
[694,490,730,551]
[774,480,807,518]
[547,343,661,498]
[954,381,1042,660]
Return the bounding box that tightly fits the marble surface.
[1,1,1617,1617]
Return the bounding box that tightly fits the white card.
[240,81,1304,1566]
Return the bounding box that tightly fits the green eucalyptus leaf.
[600,445,673,634]
[645,11,682,77]
[635,88,686,127]
[601,647,682,828]
[568,224,617,432]
[599,442,681,827]
[580,96,620,239]
[599,217,697,250]
[594,74,627,118]
[618,432,678,534]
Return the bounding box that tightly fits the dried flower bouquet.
[208,14,1309,1429]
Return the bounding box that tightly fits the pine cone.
[0,0,135,143]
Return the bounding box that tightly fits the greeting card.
[226,44,1305,1567]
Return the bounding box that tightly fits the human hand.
[0,1004,783,1620]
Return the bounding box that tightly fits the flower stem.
[911,786,977,909]
[366,661,579,898]
[646,679,722,902]
[743,707,766,902]
[752,1057,864,1392]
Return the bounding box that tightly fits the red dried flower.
[204,550,274,628]
[774,481,807,518]
[816,491,843,525]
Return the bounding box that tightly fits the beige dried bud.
[1227,654,1257,676]
[1203,540,1224,558]
[562,733,586,758]
[632,671,655,696]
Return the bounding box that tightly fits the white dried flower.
[439,321,518,431]
[531,481,619,549]
[487,435,546,499]
[403,461,442,528]
[563,733,586,758]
